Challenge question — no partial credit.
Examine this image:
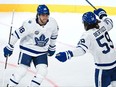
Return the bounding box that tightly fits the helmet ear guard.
[37,4,50,15]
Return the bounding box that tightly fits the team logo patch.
[35,31,39,35]
[35,34,49,47]
[78,38,85,45]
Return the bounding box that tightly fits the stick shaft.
[8,10,14,44]
[5,10,15,69]
[86,0,97,10]
[5,56,8,69]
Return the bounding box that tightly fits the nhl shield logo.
[35,31,39,35]
[28,20,32,24]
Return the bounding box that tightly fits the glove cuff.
[97,10,107,19]
[99,14,107,19]
[66,50,73,59]
[6,44,14,51]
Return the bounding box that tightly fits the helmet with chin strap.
[37,4,50,15]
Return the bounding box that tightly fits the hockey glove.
[94,8,107,19]
[3,44,14,57]
[48,49,55,56]
[55,50,73,62]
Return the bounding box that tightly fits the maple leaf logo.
[35,34,49,47]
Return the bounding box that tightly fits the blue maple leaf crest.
[35,34,49,47]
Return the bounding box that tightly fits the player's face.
[39,14,49,25]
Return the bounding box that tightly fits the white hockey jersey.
[10,17,59,56]
[73,17,116,69]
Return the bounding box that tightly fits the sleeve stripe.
[15,30,20,39]
[108,19,113,28]
[104,18,113,28]
[49,45,56,48]
[78,44,88,49]
[76,46,86,53]
[50,37,57,40]
[50,35,58,40]
[10,79,18,85]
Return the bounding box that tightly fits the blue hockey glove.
[55,50,73,62]
[48,49,55,56]
[3,44,14,57]
[94,8,107,19]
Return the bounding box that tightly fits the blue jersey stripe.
[10,78,18,85]
[50,35,58,39]
[15,30,20,39]
[49,45,56,48]
[20,45,47,54]
[50,37,57,40]
[78,44,88,49]
[95,60,116,66]
[32,80,40,85]
[77,46,86,53]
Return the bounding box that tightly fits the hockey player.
[55,8,116,87]
[3,4,59,87]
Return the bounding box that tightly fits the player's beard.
[39,17,48,25]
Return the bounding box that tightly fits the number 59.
[96,32,114,54]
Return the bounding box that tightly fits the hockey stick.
[2,10,15,87]
[5,10,15,69]
[85,0,97,10]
